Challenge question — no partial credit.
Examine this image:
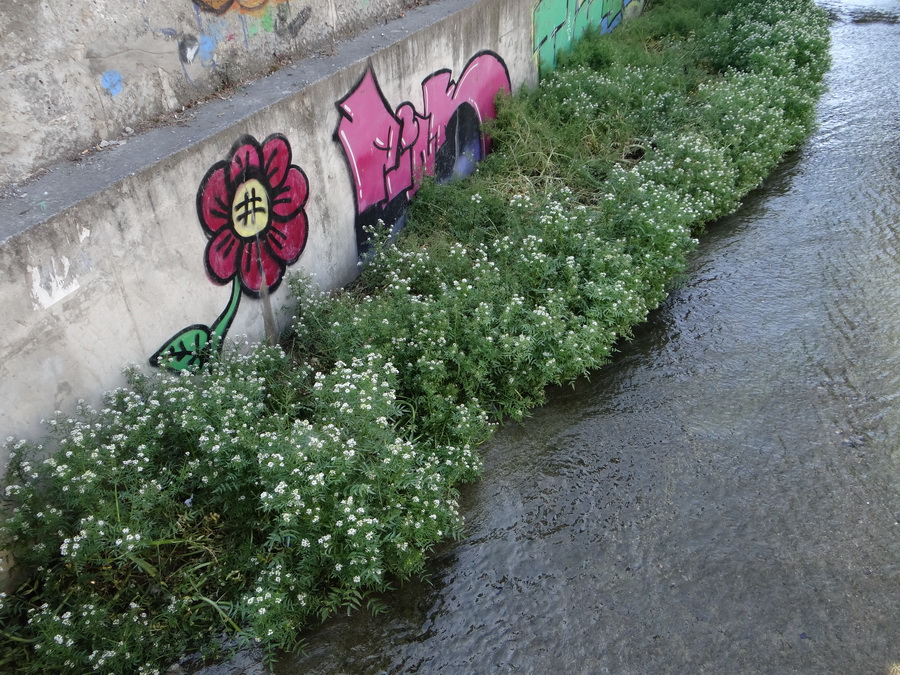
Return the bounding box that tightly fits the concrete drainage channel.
[0,0,550,457]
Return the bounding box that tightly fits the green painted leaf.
[149,325,212,371]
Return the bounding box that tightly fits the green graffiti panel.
[533,0,571,69]
[533,0,638,70]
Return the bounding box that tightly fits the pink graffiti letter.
[336,69,405,215]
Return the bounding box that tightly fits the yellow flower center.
[231,179,270,238]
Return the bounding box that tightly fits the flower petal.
[271,167,309,220]
[239,238,285,295]
[266,211,308,265]
[229,137,263,184]
[197,165,231,234]
[205,229,241,284]
[262,135,292,187]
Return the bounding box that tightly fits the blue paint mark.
[196,20,226,67]
[158,27,178,38]
[198,34,217,66]
[100,70,123,96]
[206,19,227,44]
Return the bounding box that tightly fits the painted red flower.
[197,133,309,297]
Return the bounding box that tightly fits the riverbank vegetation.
[0,0,830,671]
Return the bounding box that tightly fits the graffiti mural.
[150,133,310,370]
[533,0,641,69]
[179,3,311,77]
[192,0,288,15]
[335,51,511,254]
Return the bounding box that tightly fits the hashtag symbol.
[234,186,266,226]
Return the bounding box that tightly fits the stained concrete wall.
[0,0,536,463]
[0,0,420,192]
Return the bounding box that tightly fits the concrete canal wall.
[1,0,421,191]
[0,0,641,461]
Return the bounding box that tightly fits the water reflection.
[204,3,900,673]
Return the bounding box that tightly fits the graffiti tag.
[335,51,511,253]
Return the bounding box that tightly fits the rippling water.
[204,3,900,672]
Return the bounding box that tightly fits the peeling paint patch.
[29,258,81,310]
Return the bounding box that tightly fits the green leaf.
[126,553,159,578]
[150,280,241,372]
[149,325,211,371]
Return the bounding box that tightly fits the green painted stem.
[209,279,242,346]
